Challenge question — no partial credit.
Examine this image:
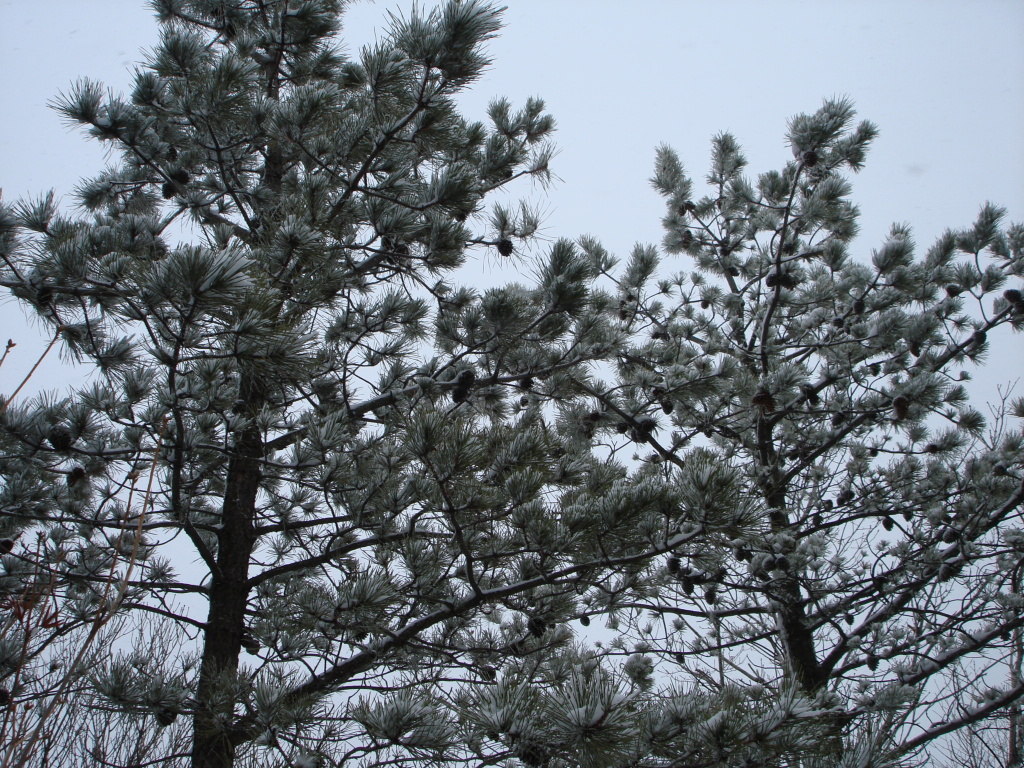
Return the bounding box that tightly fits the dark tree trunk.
[192,379,263,768]
[758,416,824,694]
[1009,583,1023,768]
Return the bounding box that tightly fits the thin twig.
[0,339,15,372]
[0,329,61,414]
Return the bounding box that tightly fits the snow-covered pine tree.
[576,98,1024,766]
[0,3,711,766]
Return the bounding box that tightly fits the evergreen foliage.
[0,2,646,765]
[1,3,1023,768]
[578,97,1024,767]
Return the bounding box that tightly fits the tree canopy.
[1,2,1023,768]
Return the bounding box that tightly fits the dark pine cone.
[892,395,910,421]
[637,416,656,433]
[779,271,800,289]
[155,708,178,727]
[751,390,776,414]
[47,426,75,451]
[800,384,821,405]
[836,489,855,506]
[451,369,476,403]
[517,742,549,768]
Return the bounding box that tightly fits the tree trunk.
[1009,580,1023,768]
[192,379,263,768]
[758,417,824,694]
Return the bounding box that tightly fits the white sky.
[2,0,1023,402]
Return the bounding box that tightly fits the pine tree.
[4,5,1024,767]
[0,3,694,766]
[577,97,1024,765]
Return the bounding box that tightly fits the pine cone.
[67,466,87,487]
[800,384,821,405]
[451,369,476,403]
[241,632,260,654]
[892,395,910,421]
[155,708,178,727]
[47,426,74,451]
[752,389,776,414]
[779,271,800,289]
[631,416,657,441]
[517,742,549,768]
[477,665,496,681]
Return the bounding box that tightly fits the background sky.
[1,0,1023,405]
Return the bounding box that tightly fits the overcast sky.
[2,0,1022,401]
